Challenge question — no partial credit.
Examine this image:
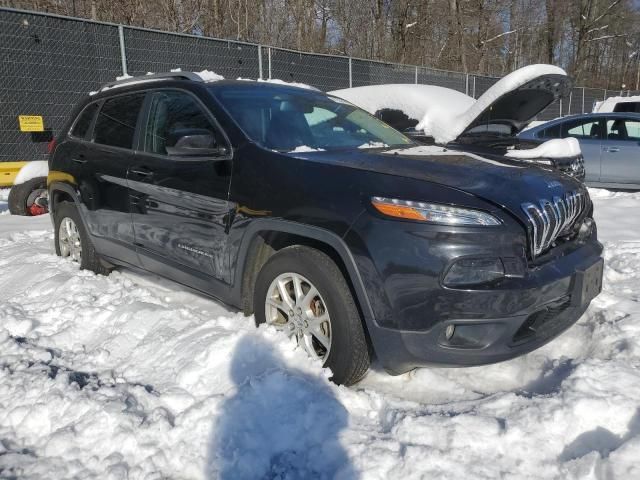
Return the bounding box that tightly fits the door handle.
[129,167,153,177]
[71,155,86,164]
[606,146,620,153]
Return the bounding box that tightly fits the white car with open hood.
[329,65,585,181]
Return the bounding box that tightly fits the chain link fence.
[2,7,639,163]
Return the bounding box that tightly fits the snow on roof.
[329,84,474,123]
[194,69,225,82]
[505,137,581,160]
[416,64,567,144]
[90,70,225,95]
[257,78,318,91]
[593,95,640,113]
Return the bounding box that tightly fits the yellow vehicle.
[2,160,49,216]
[0,161,29,187]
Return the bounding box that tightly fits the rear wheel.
[254,245,370,385]
[8,177,48,216]
[53,201,111,275]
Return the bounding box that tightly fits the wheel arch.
[234,221,377,344]
[48,181,81,211]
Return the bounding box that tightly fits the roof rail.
[98,72,203,92]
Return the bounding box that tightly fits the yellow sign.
[18,115,44,132]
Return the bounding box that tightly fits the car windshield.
[212,85,413,152]
[464,123,513,137]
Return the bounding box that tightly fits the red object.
[47,138,57,154]
[27,203,47,216]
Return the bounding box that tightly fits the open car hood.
[416,64,571,144]
[330,65,571,145]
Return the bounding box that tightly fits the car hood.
[331,65,571,145]
[290,145,586,224]
[417,65,571,144]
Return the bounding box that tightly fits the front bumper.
[368,274,599,375]
[345,214,604,374]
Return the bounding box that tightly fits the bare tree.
[3,0,639,88]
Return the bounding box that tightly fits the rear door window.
[606,119,640,141]
[93,94,145,149]
[71,103,99,140]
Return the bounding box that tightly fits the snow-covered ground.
[1,188,639,479]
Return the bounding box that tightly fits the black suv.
[48,72,604,385]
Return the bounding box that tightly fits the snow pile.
[13,161,48,185]
[329,84,474,124]
[593,95,640,113]
[506,138,581,159]
[194,69,225,83]
[90,70,225,95]
[238,77,318,90]
[0,188,9,215]
[1,188,640,479]
[257,78,318,91]
[416,64,567,144]
[358,141,388,149]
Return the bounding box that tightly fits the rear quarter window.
[538,124,561,139]
[70,103,99,140]
[93,93,145,149]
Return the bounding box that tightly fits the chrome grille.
[522,191,586,257]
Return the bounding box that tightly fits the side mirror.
[166,130,228,157]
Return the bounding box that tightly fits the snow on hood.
[506,138,581,160]
[328,84,474,122]
[593,95,640,113]
[383,144,520,168]
[288,145,325,153]
[14,161,49,185]
[416,64,567,144]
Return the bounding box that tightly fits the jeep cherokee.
[47,72,604,385]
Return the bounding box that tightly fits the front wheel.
[254,245,370,385]
[53,201,111,275]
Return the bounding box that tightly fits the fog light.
[440,323,504,349]
[578,218,595,239]
[445,324,455,340]
[444,257,505,287]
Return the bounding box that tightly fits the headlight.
[371,197,501,226]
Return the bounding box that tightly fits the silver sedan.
[519,112,640,189]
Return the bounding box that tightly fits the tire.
[8,176,47,216]
[53,201,111,275]
[254,245,370,385]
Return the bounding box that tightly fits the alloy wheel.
[58,217,82,263]
[265,272,332,361]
